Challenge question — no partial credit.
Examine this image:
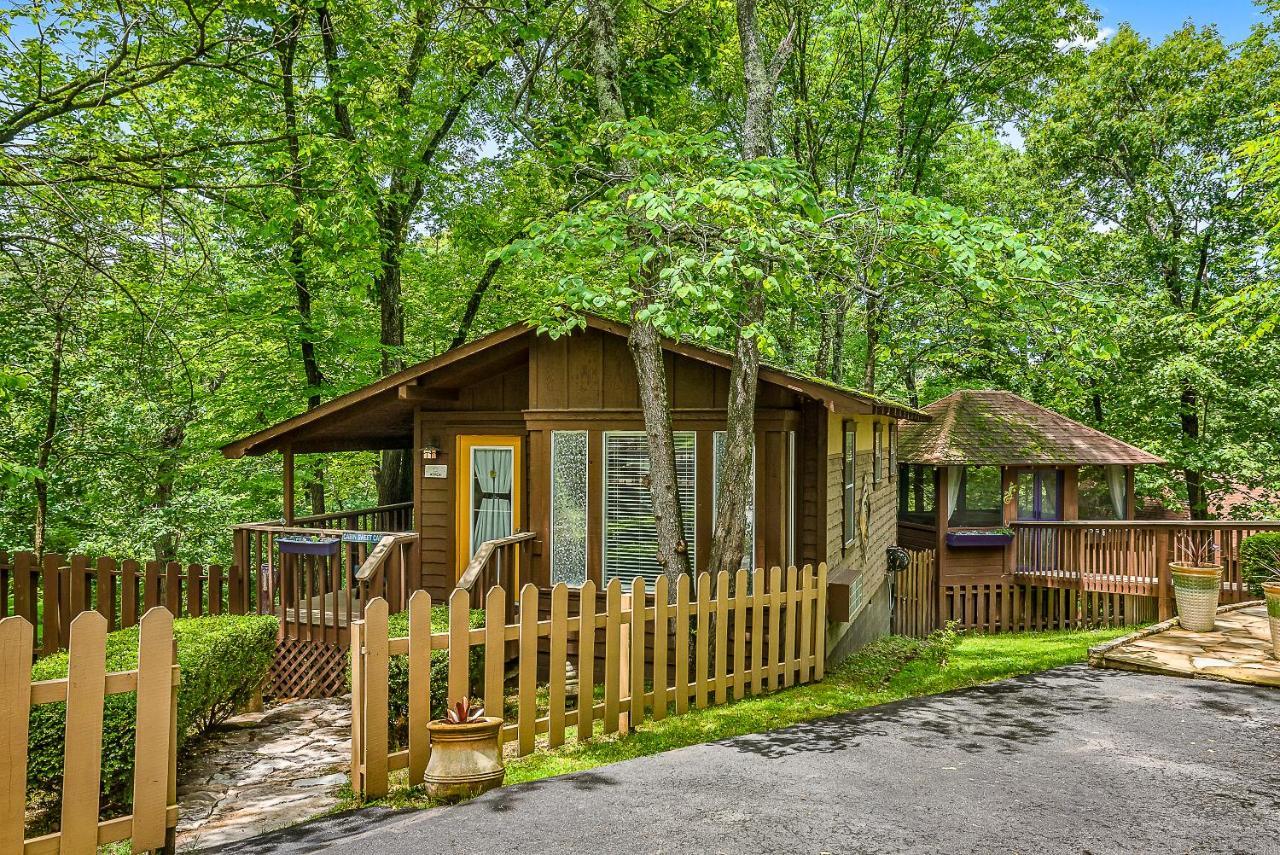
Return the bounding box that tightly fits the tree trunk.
[152,422,187,561]
[861,292,881,392]
[1180,385,1206,519]
[706,293,762,574]
[33,313,65,556]
[589,0,690,589]
[628,306,692,582]
[903,360,919,410]
[829,296,848,384]
[278,13,327,515]
[707,0,793,573]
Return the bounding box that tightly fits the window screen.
[873,422,883,484]
[842,423,856,547]
[550,431,588,585]
[603,431,696,584]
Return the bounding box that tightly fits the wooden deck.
[1089,602,1280,688]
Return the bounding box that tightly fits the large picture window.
[549,431,588,585]
[1078,464,1127,520]
[946,465,1003,527]
[602,432,696,584]
[713,431,756,570]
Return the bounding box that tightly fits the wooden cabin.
[223,316,928,695]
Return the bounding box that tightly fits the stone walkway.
[175,697,351,852]
[1090,602,1280,687]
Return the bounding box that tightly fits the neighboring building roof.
[222,315,927,458]
[896,389,1166,467]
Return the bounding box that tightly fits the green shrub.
[1241,532,1280,597]
[378,605,486,748]
[27,613,277,809]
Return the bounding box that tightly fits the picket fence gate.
[0,608,179,854]
[351,564,828,797]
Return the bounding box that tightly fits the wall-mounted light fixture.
[422,442,440,461]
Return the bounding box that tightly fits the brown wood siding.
[824,415,898,632]
[529,328,802,413]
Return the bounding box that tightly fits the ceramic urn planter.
[423,716,505,800]
[1169,562,1223,632]
[1263,582,1280,659]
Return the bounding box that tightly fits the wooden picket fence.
[890,549,936,638]
[1,552,247,656]
[351,564,828,797]
[0,608,179,854]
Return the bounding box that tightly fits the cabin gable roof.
[221,315,926,458]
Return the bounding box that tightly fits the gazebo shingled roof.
[897,390,1166,467]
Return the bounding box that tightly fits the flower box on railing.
[277,535,341,556]
[946,528,1015,548]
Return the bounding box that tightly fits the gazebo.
[895,389,1166,583]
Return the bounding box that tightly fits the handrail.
[236,501,415,532]
[1011,520,1280,529]
[354,533,418,582]
[457,531,536,593]
[292,501,413,527]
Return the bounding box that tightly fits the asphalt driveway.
[212,666,1280,854]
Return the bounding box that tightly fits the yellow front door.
[455,435,524,582]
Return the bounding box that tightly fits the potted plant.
[1241,533,1280,658]
[423,697,505,801]
[1169,534,1222,632]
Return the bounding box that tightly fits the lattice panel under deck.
[266,637,348,699]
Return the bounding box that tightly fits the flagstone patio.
[1089,601,1280,687]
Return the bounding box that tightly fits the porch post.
[1125,466,1136,519]
[283,443,296,525]
[934,466,948,627]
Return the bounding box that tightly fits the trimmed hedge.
[380,606,486,748]
[27,613,278,808]
[1241,532,1280,596]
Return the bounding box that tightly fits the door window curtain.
[1106,465,1127,519]
[471,447,514,555]
[946,466,963,522]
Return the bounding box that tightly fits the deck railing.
[1012,520,1280,618]
[230,523,419,645]
[289,501,414,534]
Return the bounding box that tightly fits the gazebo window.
[1078,465,1127,520]
[1015,469,1062,521]
[946,466,1002,527]
[898,464,936,524]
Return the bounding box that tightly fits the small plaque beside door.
[423,464,448,478]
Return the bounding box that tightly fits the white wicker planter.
[1264,582,1280,660]
[1170,563,1222,632]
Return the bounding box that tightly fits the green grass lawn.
[339,624,1133,811]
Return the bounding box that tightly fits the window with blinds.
[602,431,696,585]
[712,430,755,570]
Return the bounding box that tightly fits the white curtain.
[471,447,513,553]
[1106,465,1127,519]
[946,466,963,523]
